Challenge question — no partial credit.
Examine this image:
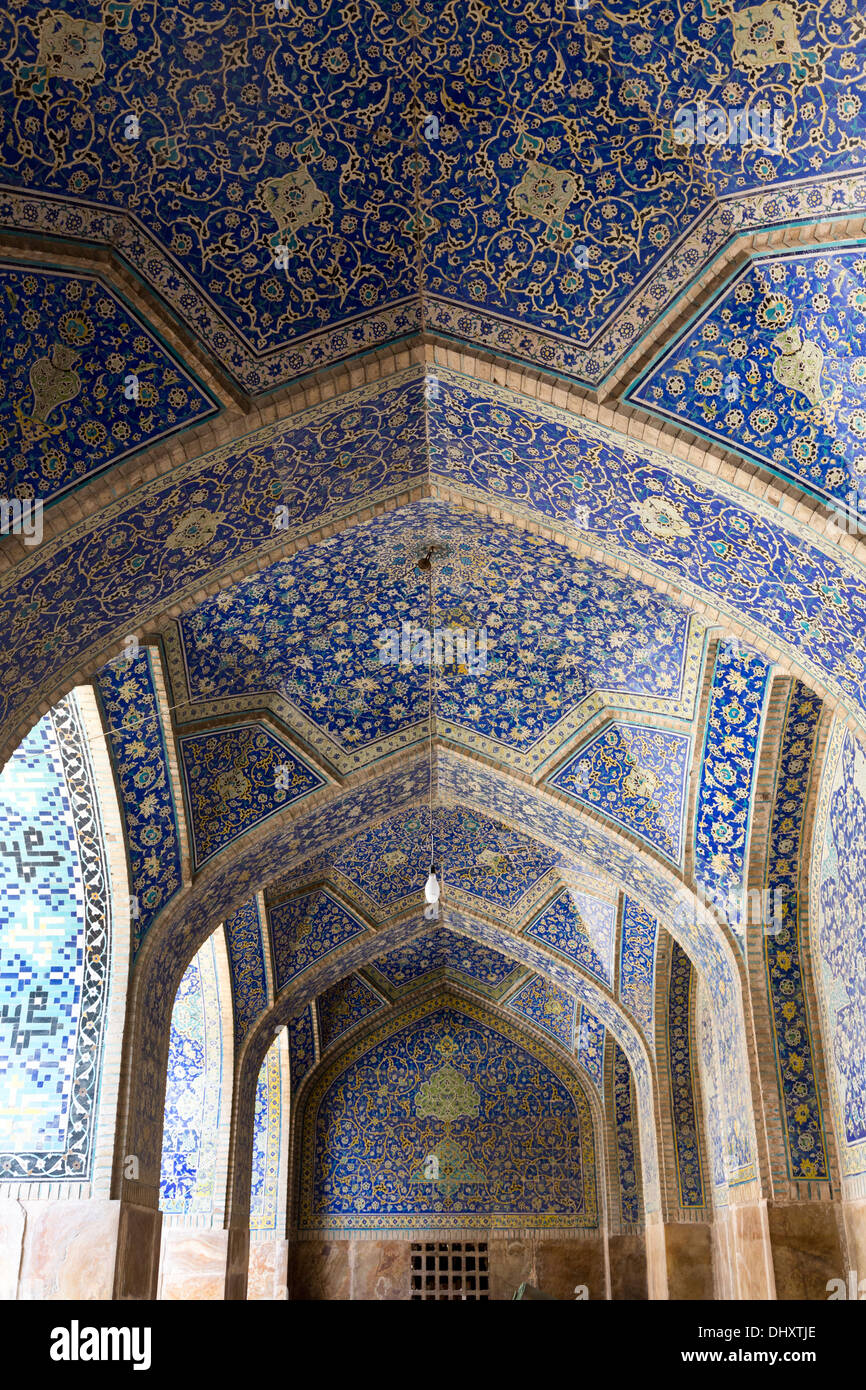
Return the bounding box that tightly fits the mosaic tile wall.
[224,898,268,1055]
[577,1005,606,1095]
[763,683,828,1181]
[816,726,866,1178]
[442,752,754,1191]
[299,1002,598,1232]
[288,1006,316,1098]
[179,723,324,868]
[367,926,523,997]
[1,2,861,387]
[693,641,771,939]
[95,648,182,954]
[0,262,217,504]
[507,973,576,1051]
[550,722,691,866]
[524,890,612,987]
[667,943,706,1209]
[628,244,866,510]
[317,974,385,1054]
[250,1041,282,1233]
[696,986,728,1201]
[174,505,695,777]
[159,933,227,1216]
[0,696,111,1180]
[619,897,658,1043]
[613,1041,640,1226]
[270,890,367,995]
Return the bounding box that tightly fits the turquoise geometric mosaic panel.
[300,1004,597,1231]
[628,244,866,510]
[0,263,218,505]
[613,1041,640,1225]
[507,974,576,1051]
[179,722,324,868]
[667,943,706,1209]
[95,649,182,953]
[368,926,523,996]
[250,1042,282,1233]
[576,1006,605,1094]
[818,730,866,1173]
[270,890,367,994]
[317,974,385,1053]
[224,898,268,1055]
[619,897,658,1042]
[694,641,770,938]
[549,722,691,865]
[0,698,110,1180]
[524,891,612,986]
[159,934,225,1216]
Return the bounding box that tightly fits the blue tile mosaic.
[317,973,385,1053]
[95,648,183,953]
[619,897,658,1042]
[550,721,691,865]
[667,942,706,1208]
[629,244,866,509]
[0,262,218,504]
[507,973,576,1051]
[0,697,110,1180]
[693,641,771,937]
[299,1002,598,1231]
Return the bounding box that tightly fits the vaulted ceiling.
[1,0,865,1130]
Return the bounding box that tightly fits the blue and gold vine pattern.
[270,890,367,994]
[0,263,218,504]
[629,245,866,510]
[224,897,268,1055]
[550,722,691,865]
[300,1004,598,1231]
[577,1005,606,1094]
[176,506,693,776]
[250,1042,282,1233]
[817,728,866,1175]
[765,683,828,1180]
[507,973,576,1051]
[619,896,658,1042]
[694,641,771,938]
[288,1005,316,1097]
[613,1041,640,1226]
[95,648,182,954]
[2,3,862,387]
[179,722,324,868]
[367,926,524,997]
[668,942,706,1208]
[524,890,612,986]
[317,973,385,1053]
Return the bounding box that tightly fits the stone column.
[247,1237,290,1300]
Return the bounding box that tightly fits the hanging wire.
[426,553,437,878]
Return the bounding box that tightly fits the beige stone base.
[158,1228,229,1301]
[608,1232,648,1300]
[289,1234,607,1300]
[0,1197,121,1299]
[248,1238,289,1300]
[767,1202,844,1300]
